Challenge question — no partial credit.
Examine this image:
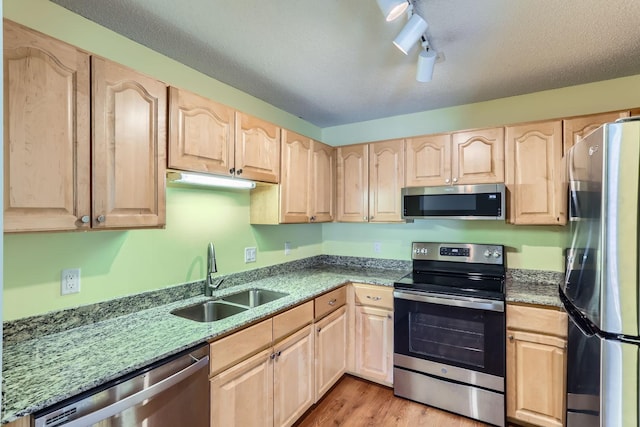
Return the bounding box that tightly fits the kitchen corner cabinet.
[336,139,404,223]
[250,131,334,224]
[314,287,348,402]
[168,86,235,175]
[235,112,281,183]
[562,110,630,156]
[4,20,90,232]
[505,120,565,225]
[351,283,394,386]
[506,304,568,427]
[4,21,166,232]
[92,57,167,229]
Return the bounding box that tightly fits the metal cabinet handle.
[445,178,450,184]
[387,314,392,320]
[328,299,337,306]
[96,215,105,223]
[310,216,316,222]
[452,177,458,183]
[366,296,382,301]
[370,215,374,220]
[276,351,282,357]
[236,168,243,175]
[508,335,514,342]
[229,167,235,175]
[317,327,321,333]
[80,215,90,224]
[270,353,277,360]
[363,216,368,221]
[60,355,209,427]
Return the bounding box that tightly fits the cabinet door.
[369,139,405,222]
[507,329,566,427]
[235,112,280,183]
[563,111,629,156]
[405,133,451,186]
[280,130,312,223]
[452,128,504,184]
[505,121,565,225]
[211,348,274,427]
[310,141,335,222]
[336,144,369,222]
[315,306,347,402]
[354,306,393,386]
[168,86,234,175]
[92,57,167,229]
[273,325,315,427]
[4,21,90,232]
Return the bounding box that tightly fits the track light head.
[376,0,410,22]
[393,13,428,55]
[416,48,437,82]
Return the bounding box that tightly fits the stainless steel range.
[393,242,506,427]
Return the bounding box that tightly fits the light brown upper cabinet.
[337,140,404,223]
[562,110,630,156]
[235,112,280,183]
[250,131,334,224]
[505,120,565,225]
[168,87,235,175]
[405,128,504,187]
[4,20,91,232]
[4,21,166,232]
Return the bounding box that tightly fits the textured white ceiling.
[51,0,640,127]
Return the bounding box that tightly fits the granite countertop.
[1,258,562,424]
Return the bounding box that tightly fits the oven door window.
[395,297,505,377]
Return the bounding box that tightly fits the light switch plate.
[284,241,291,256]
[244,247,257,263]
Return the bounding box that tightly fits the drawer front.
[210,318,273,376]
[273,300,314,342]
[314,286,347,319]
[353,283,393,310]
[507,304,568,338]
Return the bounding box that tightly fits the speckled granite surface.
[1,257,560,424]
[506,268,564,307]
[1,260,406,424]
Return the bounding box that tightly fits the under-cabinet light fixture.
[167,171,256,189]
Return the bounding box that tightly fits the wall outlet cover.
[244,247,257,263]
[61,268,81,295]
[373,242,382,253]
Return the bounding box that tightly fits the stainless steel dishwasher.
[34,344,209,427]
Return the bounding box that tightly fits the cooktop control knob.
[483,249,491,258]
[493,250,501,258]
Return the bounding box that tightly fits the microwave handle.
[393,289,504,312]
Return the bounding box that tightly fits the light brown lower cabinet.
[4,416,31,427]
[506,304,568,427]
[314,305,347,402]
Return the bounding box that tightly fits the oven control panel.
[412,242,504,264]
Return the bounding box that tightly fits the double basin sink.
[171,288,288,322]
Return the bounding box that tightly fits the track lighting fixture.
[416,42,437,82]
[393,12,428,55]
[376,0,410,22]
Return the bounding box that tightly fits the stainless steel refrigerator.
[561,117,640,427]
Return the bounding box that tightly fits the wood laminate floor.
[295,375,491,427]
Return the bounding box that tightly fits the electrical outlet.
[373,242,382,253]
[284,241,291,256]
[244,247,257,263]
[61,268,81,295]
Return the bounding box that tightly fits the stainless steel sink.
[171,300,248,322]
[220,288,288,308]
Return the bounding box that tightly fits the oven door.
[393,289,505,387]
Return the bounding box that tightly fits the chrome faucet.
[205,242,224,296]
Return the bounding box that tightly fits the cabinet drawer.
[210,318,273,376]
[353,283,393,310]
[273,300,313,342]
[314,286,347,319]
[507,304,567,338]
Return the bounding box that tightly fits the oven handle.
[393,289,504,312]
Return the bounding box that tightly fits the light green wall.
[322,222,566,272]
[3,187,323,320]
[322,75,640,145]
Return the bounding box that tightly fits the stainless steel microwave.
[402,183,506,220]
